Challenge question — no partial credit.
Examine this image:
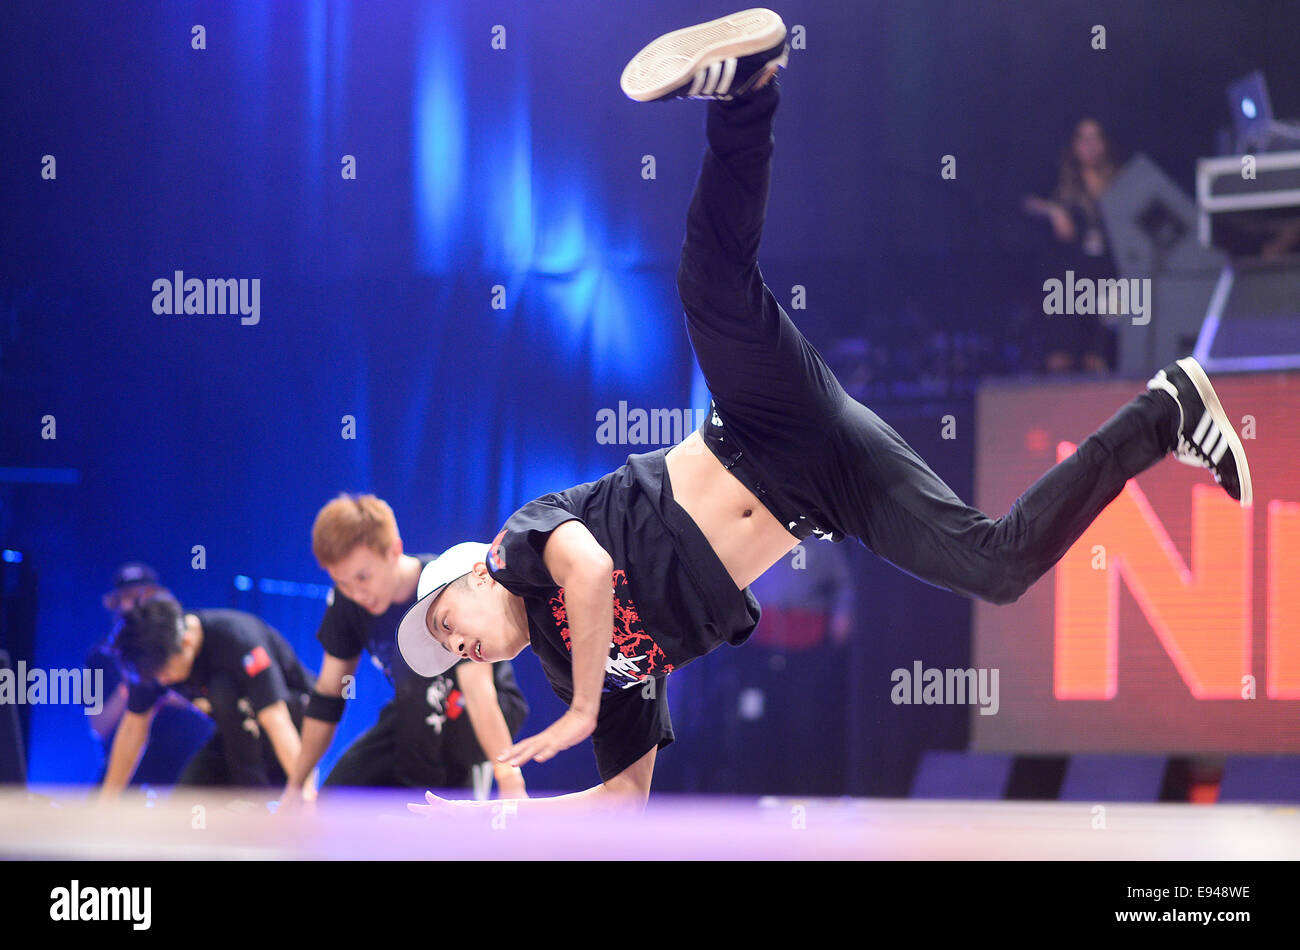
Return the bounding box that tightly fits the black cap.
[112,562,160,591]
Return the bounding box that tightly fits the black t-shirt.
[315,554,437,683]
[487,447,761,782]
[390,663,529,787]
[126,609,314,762]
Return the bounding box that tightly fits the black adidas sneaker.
[1147,356,1253,507]
[620,8,789,103]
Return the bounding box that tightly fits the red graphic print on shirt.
[548,569,675,691]
[446,688,465,719]
[242,646,271,677]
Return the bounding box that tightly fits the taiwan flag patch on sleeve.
[488,528,507,571]
[242,646,271,677]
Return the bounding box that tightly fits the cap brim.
[396,584,461,677]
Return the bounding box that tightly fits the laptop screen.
[1228,69,1273,137]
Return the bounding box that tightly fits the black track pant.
[677,82,1176,605]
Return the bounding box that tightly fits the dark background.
[2,0,1297,792]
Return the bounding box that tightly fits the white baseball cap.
[396,542,490,677]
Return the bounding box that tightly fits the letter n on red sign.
[1052,441,1251,700]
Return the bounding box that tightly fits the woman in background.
[1023,118,1119,374]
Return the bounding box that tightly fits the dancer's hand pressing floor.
[497,708,597,767]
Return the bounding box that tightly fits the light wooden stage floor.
[2,787,1297,860]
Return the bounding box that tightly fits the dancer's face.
[327,543,403,615]
[424,567,524,666]
[155,620,199,686]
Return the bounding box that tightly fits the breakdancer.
[101,595,315,794]
[285,494,528,801]
[404,9,1252,814]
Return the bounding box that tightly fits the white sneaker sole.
[620,8,787,102]
[1177,356,1253,507]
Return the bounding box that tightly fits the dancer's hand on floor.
[277,771,319,814]
[497,708,596,767]
[278,781,304,811]
[407,790,477,817]
[494,763,528,799]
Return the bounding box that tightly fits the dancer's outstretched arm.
[409,745,656,816]
[497,521,614,767]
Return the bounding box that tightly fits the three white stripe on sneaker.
[687,57,738,97]
[1191,410,1231,465]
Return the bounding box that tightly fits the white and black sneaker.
[1147,356,1253,507]
[620,8,789,103]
